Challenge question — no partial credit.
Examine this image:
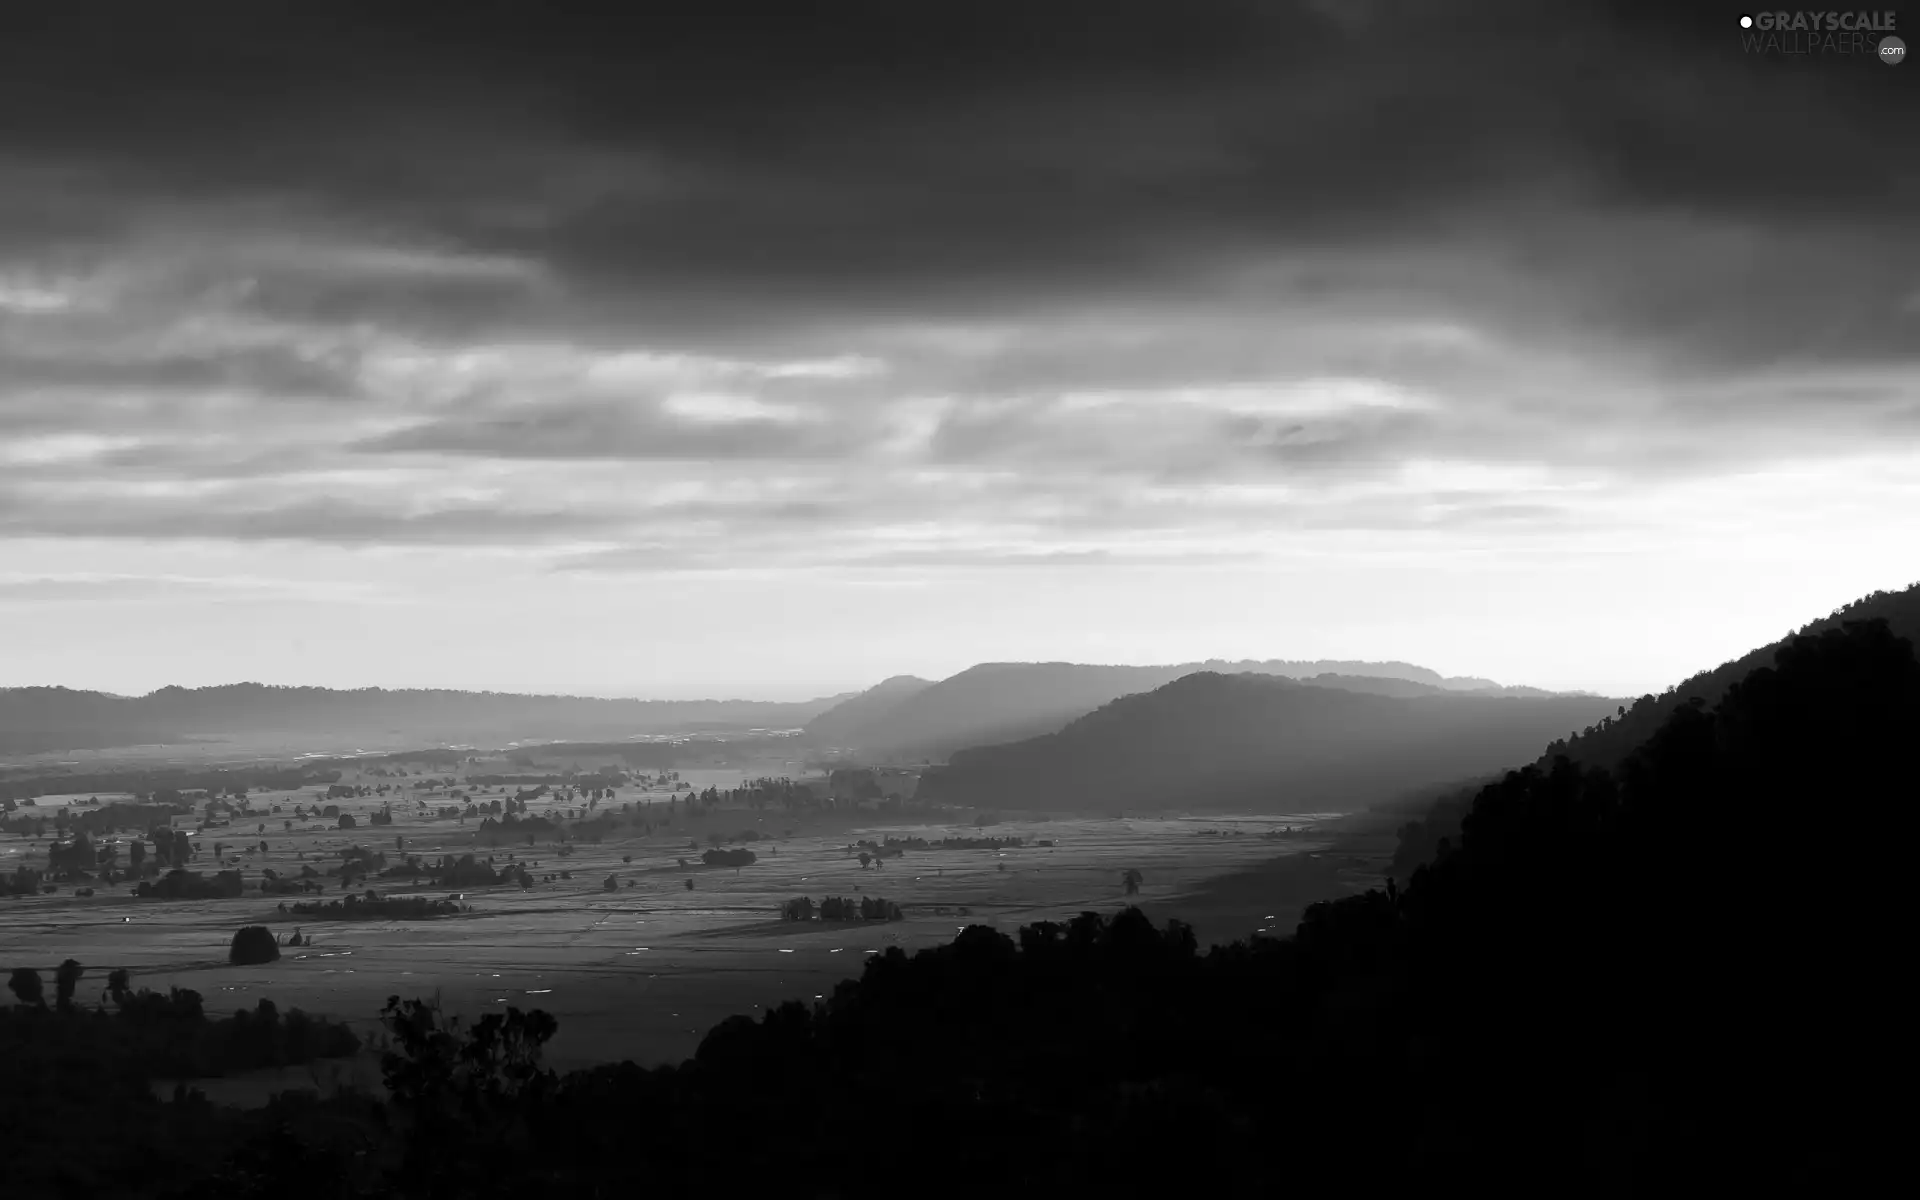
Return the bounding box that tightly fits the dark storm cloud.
[4,0,1912,350]
[1,0,1916,559]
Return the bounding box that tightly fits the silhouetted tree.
[7,966,44,1007]
[229,926,281,966]
[53,958,82,1011]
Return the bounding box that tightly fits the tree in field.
[7,966,44,1007]
[1121,868,1143,896]
[105,967,131,1006]
[230,926,281,965]
[858,852,872,869]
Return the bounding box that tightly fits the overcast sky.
[2,1,1916,700]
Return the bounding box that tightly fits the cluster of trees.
[260,869,324,895]
[414,853,534,890]
[4,799,186,840]
[282,893,466,920]
[0,764,326,808]
[686,777,823,814]
[781,895,904,921]
[700,847,757,868]
[135,868,245,900]
[3,961,360,1079]
[828,767,886,801]
[855,834,1022,852]
[2,865,49,896]
[145,827,195,868]
[475,812,560,845]
[47,830,111,877]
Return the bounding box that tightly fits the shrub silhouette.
[228,926,280,965]
[53,958,83,1010]
[7,966,43,1007]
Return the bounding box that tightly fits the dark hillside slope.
[1544,580,1920,771]
[917,673,1621,811]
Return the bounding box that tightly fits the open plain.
[1,764,1381,1083]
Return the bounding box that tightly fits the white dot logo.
[1739,15,1753,28]
[1881,35,1907,64]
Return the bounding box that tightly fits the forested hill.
[0,683,852,755]
[1542,581,1920,772]
[916,673,1622,812]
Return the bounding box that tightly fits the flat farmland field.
[0,774,1377,1076]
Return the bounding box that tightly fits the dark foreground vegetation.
[3,963,359,1081]
[3,617,1907,1196]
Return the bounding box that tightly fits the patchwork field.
[1,766,1380,1080]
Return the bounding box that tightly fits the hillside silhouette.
[917,672,1624,811]
[0,683,851,755]
[814,657,1572,760]
[1542,580,1920,771]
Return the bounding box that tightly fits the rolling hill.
[915,672,1625,812]
[799,675,934,743]
[809,658,1573,760]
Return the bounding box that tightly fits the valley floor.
[3,783,1386,1091]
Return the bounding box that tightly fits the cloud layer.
[2,1,1916,693]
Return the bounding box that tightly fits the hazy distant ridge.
[0,682,853,755]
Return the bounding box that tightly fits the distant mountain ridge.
[916,672,1626,813]
[805,658,1577,759]
[0,682,853,756]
